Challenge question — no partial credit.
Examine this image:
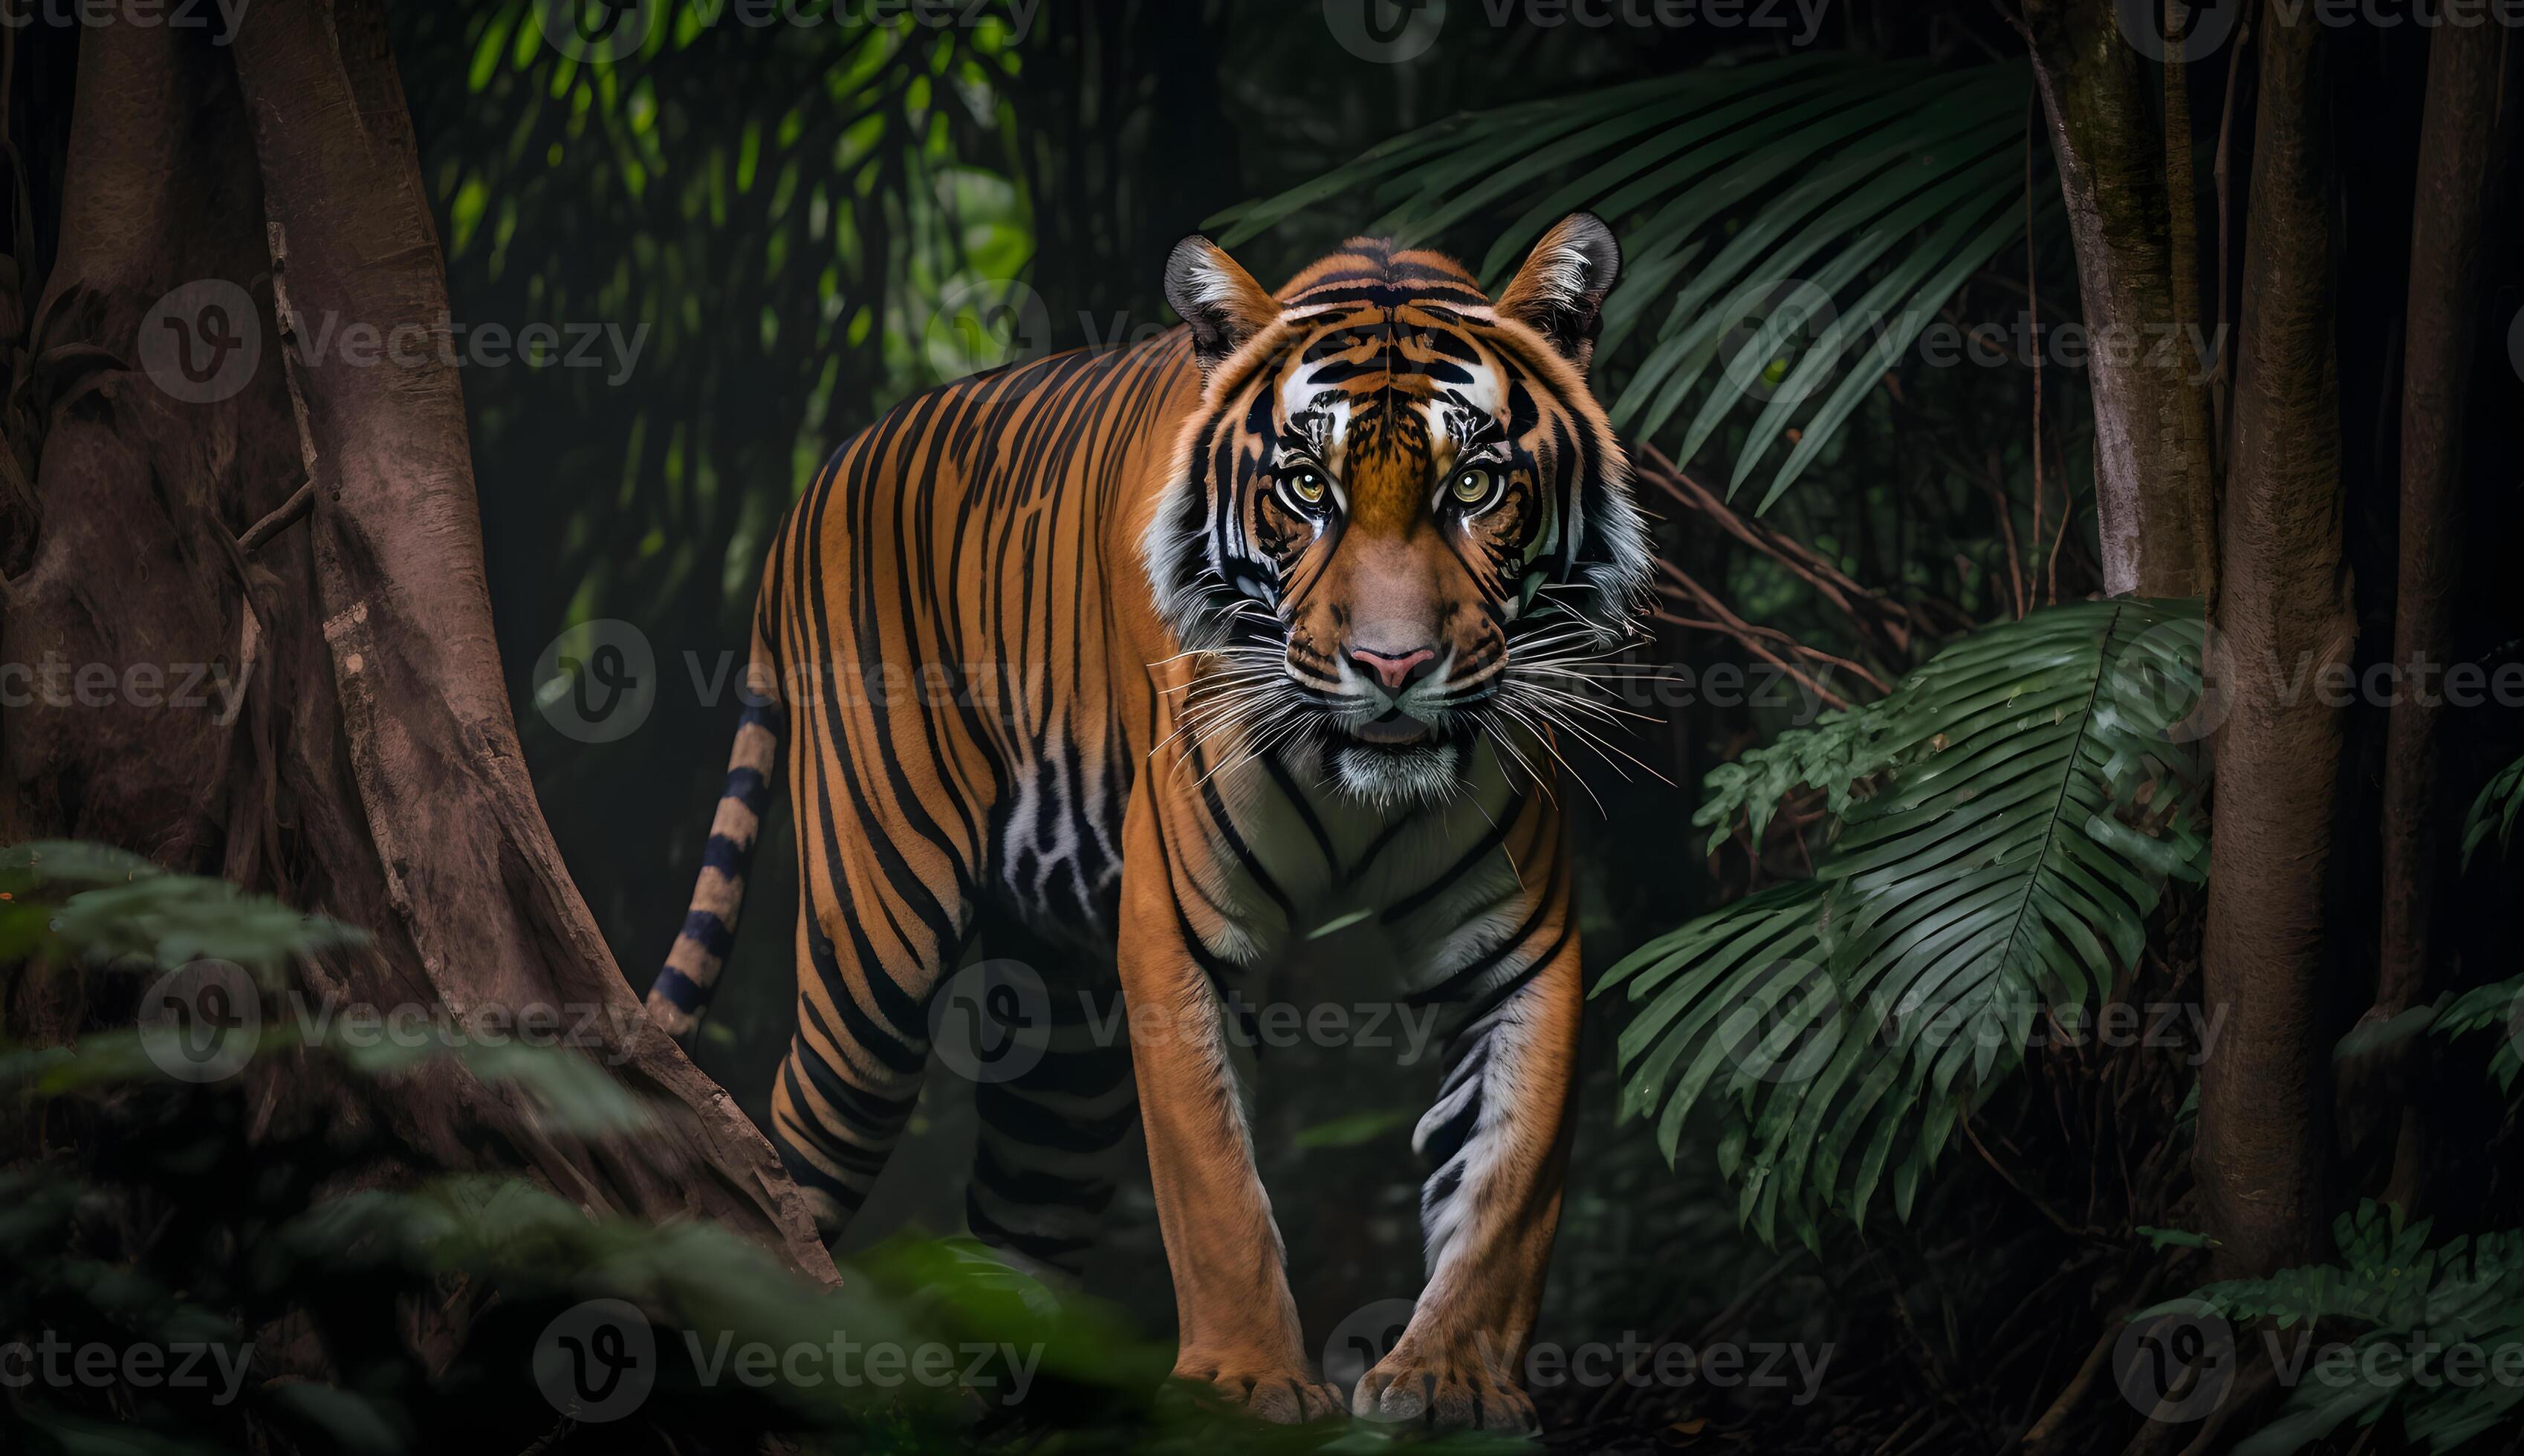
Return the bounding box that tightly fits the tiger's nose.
[1347,645,1438,693]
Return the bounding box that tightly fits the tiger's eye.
[1450,467,1494,505]
[1285,469,1327,504]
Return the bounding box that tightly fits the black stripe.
[651,966,705,1012]
[678,909,734,960]
[976,1080,1138,1154]
[1383,792,1525,924]
[972,1142,1118,1210]
[965,1196,1096,1264]
[1263,757,1340,873]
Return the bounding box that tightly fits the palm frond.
[1596,599,2210,1246]
[2153,1202,2524,1455]
[1206,56,2040,513]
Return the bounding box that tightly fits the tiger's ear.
[1164,235,1282,380]
[1496,212,1621,374]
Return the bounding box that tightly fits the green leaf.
[0,839,163,888]
[1609,600,2210,1239]
[1292,1108,1417,1149]
[337,1039,655,1137]
[2462,751,2524,870]
[2137,1226,2217,1250]
[1214,58,2038,510]
[45,875,366,975]
[2167,1205,2524,1455]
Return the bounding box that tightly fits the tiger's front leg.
[1117,787,1343,1423]
[1353,857,1583,1433]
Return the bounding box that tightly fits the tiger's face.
[1146,216,1652,806]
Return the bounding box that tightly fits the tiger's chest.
[1184,740,1540,1001]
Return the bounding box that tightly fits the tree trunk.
[2016,0,2221,599]
[3,0,831,1287]
[2196,7,2349,1278]
[2369,13,2505,1212]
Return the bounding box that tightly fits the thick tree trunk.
[2017,0,2221,599]
[2369,15,2504,1211]
[2197,8,2349,1278]
[4,0,831,1288]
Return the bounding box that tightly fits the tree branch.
[1631,443,1921,669]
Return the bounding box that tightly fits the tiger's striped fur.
[647,216,1649,1431]
[649,677,781,1037]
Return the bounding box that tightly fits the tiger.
[645,214,1650,1431]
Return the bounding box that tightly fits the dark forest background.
[7,0,2524,1451]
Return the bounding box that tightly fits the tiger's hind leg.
[960,934,1138,1278]
[771,909,964,1238]
[769,758,989,1238]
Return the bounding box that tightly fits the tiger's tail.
[645,651,785,1041]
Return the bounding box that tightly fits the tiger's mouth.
[1346,707,1434,746]
[1323,713,1468,805]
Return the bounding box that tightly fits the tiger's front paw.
[1172,1349,1345,1424]
[1352,1339,1538,1432]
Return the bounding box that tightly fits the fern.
[1596,599,2210,1246]
[2153,1203,2524,1455]
[1691,706,1892,856]
[1208,56,2040,513]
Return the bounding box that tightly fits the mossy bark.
[2017,0,2220,601]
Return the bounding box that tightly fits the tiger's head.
[1143,215,1653,807]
